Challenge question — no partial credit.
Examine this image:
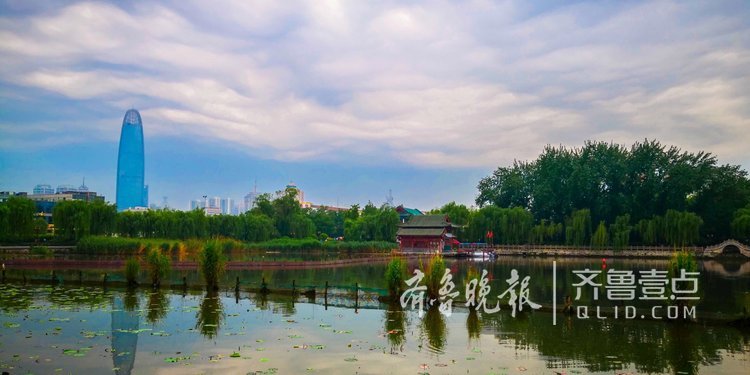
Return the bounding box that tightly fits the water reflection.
[703,259,750,278]
[384,301,406,353]
[0,256,749,375]
[112,294,138,375]
[466,308,481,342]
[421,305,447,354]
[482,309,750,374]
[122,287,138,312]
[196,291,224,339]
[146,289,169,324]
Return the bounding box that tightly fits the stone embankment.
[494,245,710,258]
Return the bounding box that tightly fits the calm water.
[1,257,748,374]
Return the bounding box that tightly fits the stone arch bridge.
[702,239,750,258]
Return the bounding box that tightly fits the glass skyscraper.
[116,109,147,211]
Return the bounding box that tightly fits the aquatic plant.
[146,247,171,288]
[385,257,407,297]
[199,240,227,291]
[424,255,446,300]
[669,250,698,276]
[124,257,140,286]
[668,249,700,313]
[465,265,480,285]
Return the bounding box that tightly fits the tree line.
[473,140,750,246]
[0,188,399,244]
[2,139,748,248]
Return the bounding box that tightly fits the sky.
[0,0,748,211]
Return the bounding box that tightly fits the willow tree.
[53,200,91,241]
[591,221,609,248]
[566,209,592,246]
[610,214,631,249]
[0,196,36,241]
[731,208,750,243]
[664,210,703,247]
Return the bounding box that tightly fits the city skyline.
[0,1,748,210]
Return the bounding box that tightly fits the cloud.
[0,0,748,169]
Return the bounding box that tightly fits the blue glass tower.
[116,109,146,211]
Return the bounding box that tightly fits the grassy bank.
[75,236,246,255]
[75,236,396,254]
[245,238,397,252]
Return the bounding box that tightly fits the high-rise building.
[242,179,261,213]
[116,109,147,211]
[33,184,54,195]
[56,184,77,194]
[190,200,205,210]
[209,196,220,209]
[220,198,233,215]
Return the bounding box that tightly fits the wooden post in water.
[324,281,328,310]
[22,270,26,284]
[102,273,108,286]
[292,279,296,295]
[235,277,240,304]
[51,270,56,283]
[356,282,362,312]
[79,270,83,284]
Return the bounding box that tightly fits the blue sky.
[0,0,748,210]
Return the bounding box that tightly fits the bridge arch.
[704,239,750,258]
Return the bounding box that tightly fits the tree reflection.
[384,301,406,353]
[466,308,481,342]
[666,324,700,375]
[123,287,139,312]
[421,305,447,354]
[146,289,169,324]
[196,291,224,339]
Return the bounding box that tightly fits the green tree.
[0,196,36,241]
[591,221,609,248]
[731,207,750,243]
[90,201,116,236]
[610,214,631,249]
[53,200,91,241]
[476,139,750,245]
[566,209,592,246]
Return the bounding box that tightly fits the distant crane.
[385,189,394,207]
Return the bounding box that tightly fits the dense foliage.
[0,196,37,241]
[0,187,399,248]
[476,140,750,245]
[385,257,407,297]
[146,247,171,287]
[124,257,140,286]
[199,240,227,290]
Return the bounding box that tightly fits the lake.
[0,256,748,374]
